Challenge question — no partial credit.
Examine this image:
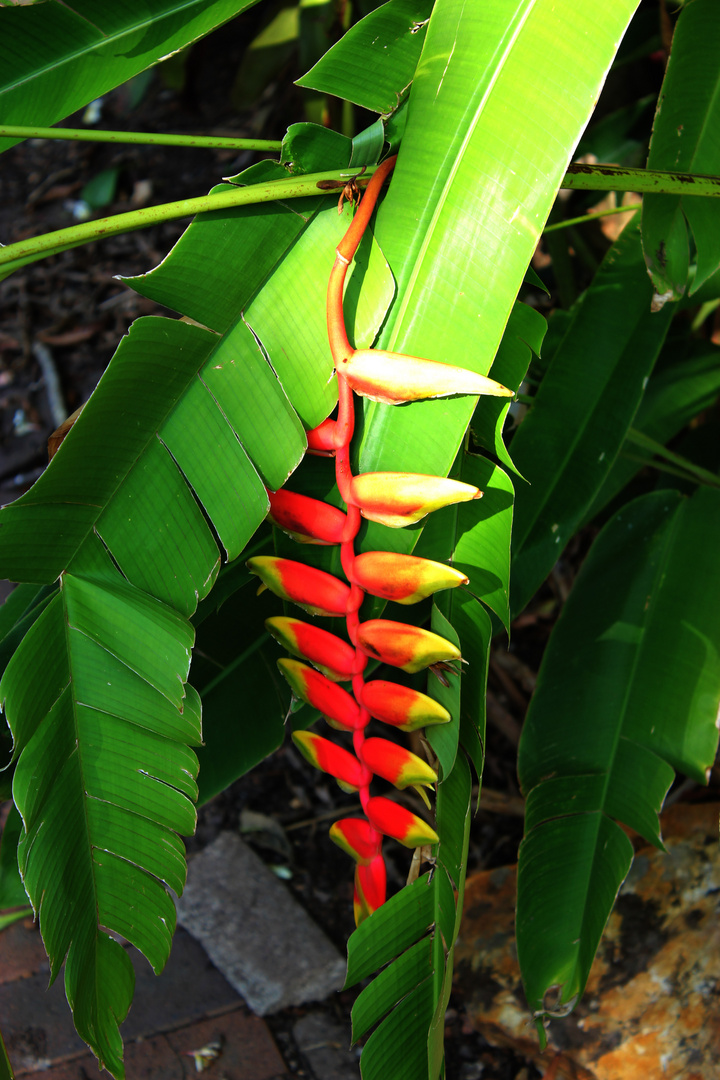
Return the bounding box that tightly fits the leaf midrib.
[0,0,237,95]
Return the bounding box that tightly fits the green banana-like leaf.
[296,0,434,113]
[516,486,720,1026]
[585,340,720,520]
[642,0,720,301]
[2,544,199,1076]
[0,0,260,156]
[509,223,674,615]
[0,177,392,1074]
[359,0,642,482]
[347,753,472,1080]
[0,0,644,1073]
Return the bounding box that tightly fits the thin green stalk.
[544,202,642,233]
[561,163,720,197]
[626,427,720,488]
[0,167,378,279]
[0,124,282,151]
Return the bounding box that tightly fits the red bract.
[361,737,437,791]
[247,556,350,617]
[365,796,439,848]
[354,855,387,923]
[342,348,514,405]
[292,731,370,791]
[357,619,462,673]
[352,551,468,604]
[361,680,451,731]
[265,616,356,681]
[329,818,382,864]
[349,472,481,528]
[267,488,346,544]
[305,417,338,454]
[277,658,364,730]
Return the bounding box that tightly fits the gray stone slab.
[176,831,346,1015]
[1,928,241,1073]
[294,1012,360,1080]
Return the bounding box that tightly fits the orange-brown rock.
[455,802,720,1079]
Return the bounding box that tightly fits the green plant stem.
[3,161,719,281]
[562,163,720,197]
[0,125,282,151]
[0,167,379,278]
[544,203,641,233]
[625,427,720,488]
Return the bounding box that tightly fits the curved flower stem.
[328,157,398,901]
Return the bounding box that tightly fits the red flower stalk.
[254,153,494,927]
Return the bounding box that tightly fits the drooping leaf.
[0,804,31,913]
[509,224,674,614]
[1,554,200,1078]
[642,0,720,300]
[296,0,434,113]
[0,1,262,155]
[346,753,472,1080]
[517,486,720,1022]
[585,341,720,519]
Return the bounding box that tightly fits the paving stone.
[3,928,242,1074]
[177,831,346,1015]
[31,1010,288,1080]
[454,802,720,1080]
[166,1010,288,1079]
[0,919,49,985]
[293,1012,360,1080]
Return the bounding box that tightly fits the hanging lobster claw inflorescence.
[250,155,511,924]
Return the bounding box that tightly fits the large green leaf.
[585,340,720,520]
[0,0,260,156]
[296,0,434,113]
[1,548,199,1077]
[346,752,472,1080]
[642,0,720,301]
[0,171,393,1072]
[516,487,720,1024]
[509,224,673,614]
[356,0,642,487]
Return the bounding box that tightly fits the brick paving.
[0,921,291,1079]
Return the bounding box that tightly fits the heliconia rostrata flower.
[249,155,506,925]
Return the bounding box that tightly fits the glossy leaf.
[1,562,200,1078]
[510,224,673,614]
[297,0,434,113]
[0,1,260,156]
[642,0,720,300]
[517,487,720,1020]
[357,0,642,490]
[586,341,720,519]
